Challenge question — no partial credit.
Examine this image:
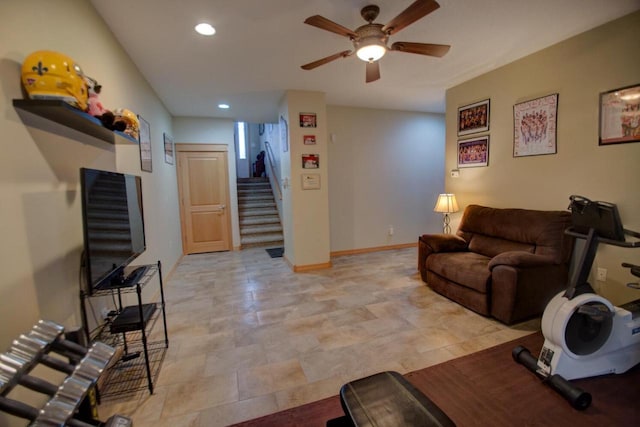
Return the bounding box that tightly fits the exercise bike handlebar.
[565,227,640,248]
[622,262,640,279]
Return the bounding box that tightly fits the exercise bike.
[513,196,640,410]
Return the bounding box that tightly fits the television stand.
[110,303,156,334]
[80,260,168,398]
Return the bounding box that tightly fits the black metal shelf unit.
[13,99,138,144]
[81,261,169,399]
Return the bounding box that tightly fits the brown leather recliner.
[418,205,574,324]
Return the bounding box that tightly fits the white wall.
[445,11,640,304]
[327,106,446,252]
[172,117,241,249]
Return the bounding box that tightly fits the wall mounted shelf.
[13,99,138,145]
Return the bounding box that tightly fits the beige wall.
[279,91,331,268]
[0,0,182,370]
[172,117,241,248]
[445,11,640,304]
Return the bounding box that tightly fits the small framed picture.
[300,112,317,128]
[303,135,316,145]
[138,115,152,172]
[457,136,489,168]
[164,132,174,165]
[599,83,640,145]
[302,174,321,190]
[302,154,319,169]
[513,93,558,157]
[458,99,490,136]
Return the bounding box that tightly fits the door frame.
[175,143,233,254]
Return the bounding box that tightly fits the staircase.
[237,177,284,248]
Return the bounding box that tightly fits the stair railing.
[264,141,282,200]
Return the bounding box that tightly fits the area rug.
[265,247,284,258]
[230,332,640,426]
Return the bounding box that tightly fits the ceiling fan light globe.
[356,43,386,62]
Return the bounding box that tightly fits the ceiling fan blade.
[304,15,358,38]
[365,61,380,83]
[382,0,440,35]
[390,42,450,57]
[301,50,353,70]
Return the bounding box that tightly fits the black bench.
[329,371,456,427]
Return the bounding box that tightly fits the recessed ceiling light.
[195,23,216,36]
[218,103,230,109]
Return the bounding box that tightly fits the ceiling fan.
[300,0,450,83]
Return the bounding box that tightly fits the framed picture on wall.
[513,93,558,157]
[457,99,490,136]
[302,174,321,190]
[599,83,640,145]
[302,154,319,169]
[303,135,316,145]
[299,112,317,128]
[280,115,288,152]
[164,132,174,165]
[457,136,489,168]
[138,115,152,172]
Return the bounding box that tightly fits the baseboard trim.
[293,261,332,272]
[164,255,182,282]
[331,242,417,257]
[282,254,332,272]
[282,243,416,272]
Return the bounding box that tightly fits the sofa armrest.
[488,251,557,270]
[418,234,468,279]
[419,234,468,253]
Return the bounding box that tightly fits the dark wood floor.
[232,332,640,426]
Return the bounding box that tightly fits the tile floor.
[99,247,539,426]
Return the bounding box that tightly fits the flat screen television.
[80,167,146,294]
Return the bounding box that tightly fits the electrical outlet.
[597,268,607,282]
[388,225,394,236]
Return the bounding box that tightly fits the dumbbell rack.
[0,320,131,426]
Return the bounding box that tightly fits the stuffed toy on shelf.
[85,76,126,132]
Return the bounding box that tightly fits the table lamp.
[434,194,459,234]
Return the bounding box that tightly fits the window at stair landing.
[237,122,247,160]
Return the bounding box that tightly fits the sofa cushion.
[426,252,492,293]
[457,205,572,262]
[468,234,534,258]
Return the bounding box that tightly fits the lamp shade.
[434,194,459,213]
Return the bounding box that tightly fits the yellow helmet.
[113,108,140,140]
[21,50,88,111]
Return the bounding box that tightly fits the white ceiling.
[91,0,640,123]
